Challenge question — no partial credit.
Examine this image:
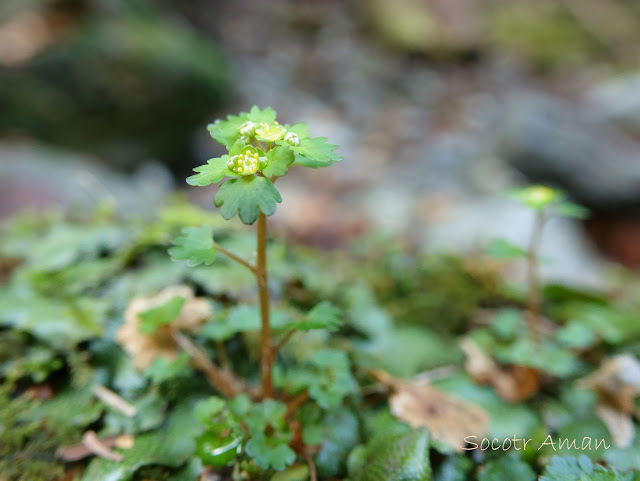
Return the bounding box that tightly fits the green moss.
[0,384,75,481]
[368,253,500,334]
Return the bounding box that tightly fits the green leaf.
[169,225,217,267]
[193,396,227,426]
[201,305,291,341]
[0,288,104,349]
[207,113,249,149]
[303,408,360,477]
[245,400,296,471]
[490,308,526,341]
[554,202,590,219]
[307,349,358,409]
[263,145,295,178]
[247,105,278,124]
[291,301,342,332]
[214,176,282,225]
[81,403,202,481]
[486,238,528,260]
[555,320,598,349]
[270,465,310,481]
[186,156,238,186]
[540,455,596,481]
[18,224,128,271]
[292,137,341,167]
[145,353,191,384]
[101,390,167,435]
[434,455,473,481]
[138,296,186,334]
[478,453,536,481]
[350,428,431,481]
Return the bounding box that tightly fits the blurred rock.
[352,0,481,56]
[0,4,229,173]
[587,72,640,132]
[0,141,173,219]
[497,91,640,210]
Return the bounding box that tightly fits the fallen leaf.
[596,404,634,448]
[116,285,212,369]
[580,354,640,413]
[460,337,541,403]
[580,354,640,448]
[374,370,489,452]
[492,365,542,403]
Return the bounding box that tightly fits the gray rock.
[587,72,640,132]
[497,91,640,208]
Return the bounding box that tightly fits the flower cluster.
[226,148,268,176]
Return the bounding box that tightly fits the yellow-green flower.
[255,122,287,142]
[522,185,558,208]
[226,148,268,176]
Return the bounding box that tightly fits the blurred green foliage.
[1,199,640,479]
[0,0,228,171]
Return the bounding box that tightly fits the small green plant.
[489,185,589,340]
[168,106,350,473]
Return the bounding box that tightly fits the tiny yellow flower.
[523,185,558,208]
[226,148,268,176]
[255,122,287,142]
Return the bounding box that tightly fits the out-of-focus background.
[2,0,640,286]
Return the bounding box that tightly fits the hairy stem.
[526,209,546,342]
[257,212,273,398]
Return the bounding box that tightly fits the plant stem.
[273,328,297,357]
[172,330,244,398]
[285,390,310,420]
[214,243,259,278]
[257,212,273,398]
[526,209,546,341]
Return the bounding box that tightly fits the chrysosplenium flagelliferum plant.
[169,107,353,473]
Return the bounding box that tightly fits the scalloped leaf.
[263,145,295,178]
[291,301,342,332]
[244,400,295,471]
[207,113,249,149]
[308,349,358,409]
[247,105,277,124]
[168,225,216,267]
[214,177,282,225]
[292,137,341,167]
[539,455,634,481]
[186,156,238,186]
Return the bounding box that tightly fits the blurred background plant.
[2,0,640,278]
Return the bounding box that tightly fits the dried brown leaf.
[116,285,212,369]
[580,354,640,447]
[374,370,489,452]
[460,337,541,402]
